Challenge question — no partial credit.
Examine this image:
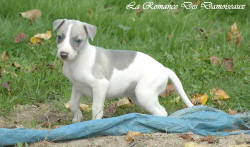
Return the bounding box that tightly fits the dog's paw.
[72,111,83,123]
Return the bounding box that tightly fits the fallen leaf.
[2,82,10,91]
[160,83,176,98]
[29,36,42,45]
[12,62,21,69]
[228,108,237,115]
[64,103,70,109]
[135,6,143,15]
[1,51,9,62]
[210,88,230,100]
[226,22,241,45]
[34,31,52,40]
[184,142,207,147]
[47,64,55,70]
[125,130,143,142]
[65,103,91,112]
[80,103,91,112]
[104,102,117,117]
[223,58,234,72]
[14,32,27,43]
[210,56,222,66]
[170,96,180,104]
[194,0,201,5]
[191,93,208,105]
[179,134,195,142]
[88,8,94,18]
[19,9,42,21]
[199,136,216,144]
[117,97,132,107]
[229,145,249,147]
[166,35,173,40]
[217,100,222,107]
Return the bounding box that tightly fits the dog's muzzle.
[60,51,69,59]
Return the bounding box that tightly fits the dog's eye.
[57,35,63,41]
[74,39,82,44]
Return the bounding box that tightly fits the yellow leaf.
[34,31,52,40]
[191,94,208,105]
[226,22,241,45]
[65,103,91,112]
[184,142,207,147]
[210,88,230,100]
[1,51,9,62]
[198,94,208,105]
[29,36,42,44]
[229,145,249,147]
[80,103,91,112]
[125,130,143,142]
[19,9,41,21]
[64,103,70,109]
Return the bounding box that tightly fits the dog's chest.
[63,62,94,97]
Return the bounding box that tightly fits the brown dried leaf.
[47,64,55,70]
[210,56,222,66]
[125,130,143,142]
[223,58,234,72]
[160,83,176,98]
[104,102,117,117]
[19,9,42,21]
[210,88,230,100]
[14,32,27,43]
[179,134,195,141]
[117,97,132,107]
[12,62,21,69]
[2,82,10,91]
[135,6,143,15]
[226,22,242,45]
[228,108,237,115]
[1,52,9,62]
[199,136,216,144]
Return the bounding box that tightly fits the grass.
[0,0,249,119]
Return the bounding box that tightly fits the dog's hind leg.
[135,80,168,116]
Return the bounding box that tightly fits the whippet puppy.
[53,19,193,122]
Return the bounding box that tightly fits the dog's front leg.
[91,81,108,120]
[69,85,83,123]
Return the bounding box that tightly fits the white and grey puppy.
[53,19,193,122]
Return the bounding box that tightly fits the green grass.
[0,0,249,117]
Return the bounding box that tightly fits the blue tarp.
[0,106,249,146]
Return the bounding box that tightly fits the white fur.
[56,21,193,122]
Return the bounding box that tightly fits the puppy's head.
[53,19,96,61]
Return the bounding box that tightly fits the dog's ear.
[53,19,66,31]
[83,23,97,41]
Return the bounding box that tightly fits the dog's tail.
[165,68,194,107]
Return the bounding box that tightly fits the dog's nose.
[60,51,68,59]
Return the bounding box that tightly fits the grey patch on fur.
[92,47,137,79]
[56,33,65,44]
[123,81,137,98]
[70,23,88,51]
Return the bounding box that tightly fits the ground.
[0,104,249,147]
